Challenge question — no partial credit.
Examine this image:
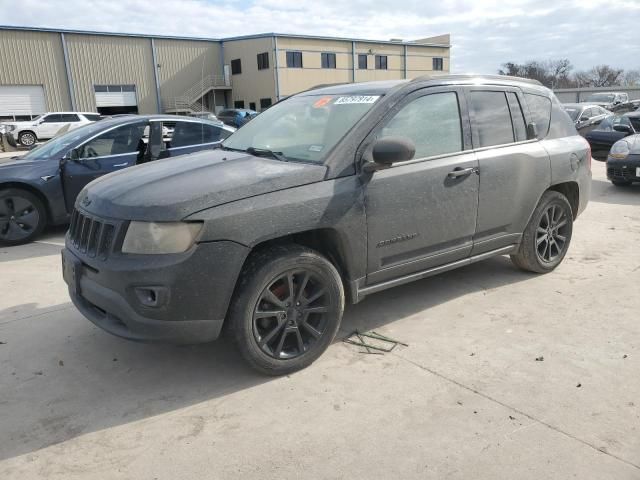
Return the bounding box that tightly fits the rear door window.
[60,114,80,122]
[168,121,226,149]
[83,114,102,122]
[469,91,514,147]
[506,92,527,142]
[379,91,463,159]
[524,94,551,138]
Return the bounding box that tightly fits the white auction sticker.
[334,95,380,105]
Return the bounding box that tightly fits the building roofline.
[0,25,221,42]
[0,25,450,47]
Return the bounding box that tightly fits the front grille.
[608,167,634,180]
[68,209,116,259]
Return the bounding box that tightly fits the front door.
[36,114,65,139]
[61,121,147,211]
[364,88,479,285]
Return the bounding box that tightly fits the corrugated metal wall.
[0,30,71,111]
[155,39,221,109]
[65,34,158,113]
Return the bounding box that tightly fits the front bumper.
[607,154,640,182]
[62,238,249,344]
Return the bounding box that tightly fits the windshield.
[564,107,580,121]
[21,121,112,160]
[586,93,615,103]
[222,94,381,163]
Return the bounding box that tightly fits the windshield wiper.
[219,145,246,153]
[246,147,288,162]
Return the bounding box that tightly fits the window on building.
[231,59,242,75]
[260,98,272,110]
[375,55,388,70]
[249,102,256,111]
[94,84,136,93]
[432,57,444,71]
[469,91,515,147]
[234,100,245,109]
[321,53,336,69]
[358,54,368,69]
[380,92,463,159]
[257,52,269,70]
[286,51,303,68]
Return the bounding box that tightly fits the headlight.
[609,140,630,159]
[121,221,203,254]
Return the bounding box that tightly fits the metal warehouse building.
[0,26,451,120]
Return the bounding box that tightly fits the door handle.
[113,162,129,167]
[447,167,477,178]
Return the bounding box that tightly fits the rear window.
[548,98,577,139]
[469,91,514,147]
[524,94,551,138]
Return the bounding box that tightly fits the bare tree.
[573,65,624,87]
[622,69,640,87]
[499,59,574,88]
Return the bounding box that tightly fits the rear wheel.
[228,245,344,375]
[511,191,573,273]
[0,188,47,246]
[18,131,37,147]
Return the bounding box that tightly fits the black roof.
[300,74,548,97]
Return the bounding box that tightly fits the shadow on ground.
[0,255,533,461]
[0,225,67,263]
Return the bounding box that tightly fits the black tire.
[228,244,344,375]
[0,188,47,246]
[511,191,573,273]
[18,131,37,147]
[611,180,632,187]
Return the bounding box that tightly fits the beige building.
[0,26,450,120]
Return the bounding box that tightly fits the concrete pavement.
[0,160,639,479]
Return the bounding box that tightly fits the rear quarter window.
[524,93,551,138]
[548,98,577,139]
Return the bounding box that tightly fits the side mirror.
[367,136,415,170]
[526,122,539,140]
[613,124,633,134]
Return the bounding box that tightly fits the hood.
[79,149,327,221]
[622,134,640,154]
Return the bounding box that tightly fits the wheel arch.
[548,181,579,219]
[240,228,356,302]
[0,181,52,223]
[17,129,37,141]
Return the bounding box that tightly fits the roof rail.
[412,74,543,86]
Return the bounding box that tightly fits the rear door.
[467,88,550,255]
[364,87,480,285]
[61,121,147,211]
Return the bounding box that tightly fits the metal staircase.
[163,74,230,113]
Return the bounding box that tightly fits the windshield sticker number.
[313,97,333,108]
[334,95,380,105]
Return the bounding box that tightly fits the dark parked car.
[585,112,640,160]
[62,75,591,375]
[217,108,258,128]
[0,115,234,245]
[562,103,610,135]
[606,134,640,186]
[583,92,634,113]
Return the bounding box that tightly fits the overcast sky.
[2,0,639,73]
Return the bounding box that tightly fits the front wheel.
[228,245,344,375]
[0,188,47,246]
[18,131,37,147]
[511,191,573,273]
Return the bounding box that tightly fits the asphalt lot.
[1,160,639,479]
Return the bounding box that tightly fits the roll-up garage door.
[0,85,46,118]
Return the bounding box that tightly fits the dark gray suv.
[62,75,592,375]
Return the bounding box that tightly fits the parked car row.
[0,115,234,245]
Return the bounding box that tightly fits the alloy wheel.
[20,133,36,146]
[0,196,40,242]
[536,204,569,263]
[252,269,331,359]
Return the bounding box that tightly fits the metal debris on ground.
[343,330,408,355]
